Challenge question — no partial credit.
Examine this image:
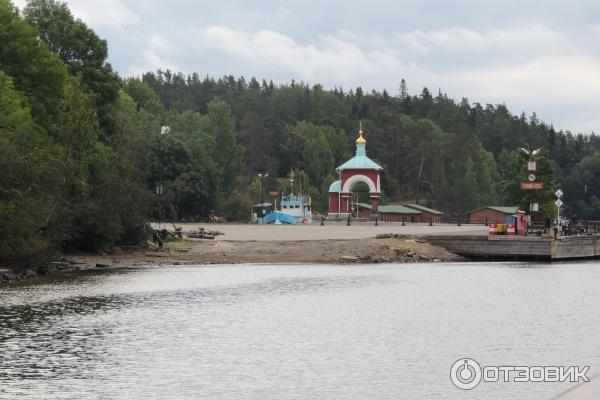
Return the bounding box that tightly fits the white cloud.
[129,49,181,77]
[400,28,490,53]
[148,33,181,55]
[13,0,139,30]
[193,26,404,83]
[66,0,139,30]
[126,33,182,76]
[398,25,571,57]
[444,55,600,106]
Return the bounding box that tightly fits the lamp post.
[157,125,171,195]
[157,125,170,229]
[258,172,269,208]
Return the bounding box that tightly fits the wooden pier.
[427,234,600,261]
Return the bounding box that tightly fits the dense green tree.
[206,98,244,194]
[0,0,67,124]
[23,0,120,129]
[563,153,600,219]
[0,71,64,265]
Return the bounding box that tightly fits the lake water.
[1,261,599,400]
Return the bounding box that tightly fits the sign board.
[555,199,563,207]
[555,189,563,198]
[530,202,539,212]
[521,182,544,190]
[528,161,537,172]
[528,174,536,182]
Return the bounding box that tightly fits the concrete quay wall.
[427,235,600,260]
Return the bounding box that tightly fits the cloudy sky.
[12,0,600,133]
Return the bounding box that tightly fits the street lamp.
[257,172,268,205]
[156,126,170,229]
[157,126,171,196]
[520,147,541,156]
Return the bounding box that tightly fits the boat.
[252,132,313,224]
[278,192,312,224]
[252,192,313,225]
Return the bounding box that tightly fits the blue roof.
[328,180,341,193]
[336,144,383,171]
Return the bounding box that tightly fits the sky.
[11,0,600,134]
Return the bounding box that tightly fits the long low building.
[402,204,444,224]
[356,203,427,222]
[464,206,519,224]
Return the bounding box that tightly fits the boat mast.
[290,130,299,196]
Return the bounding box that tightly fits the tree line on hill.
[2,0,600,268]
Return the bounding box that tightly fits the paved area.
[154,222,488,242]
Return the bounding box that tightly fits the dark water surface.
[1,262,599,399]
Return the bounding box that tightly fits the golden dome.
[356,129,366,145]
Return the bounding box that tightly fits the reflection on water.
[1,262,600,399]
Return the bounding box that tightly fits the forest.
[2,0,600,268]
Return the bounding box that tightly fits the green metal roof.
[465,206,519,215]
[403,204,444,215]
[328,180,341,193]
[357,203,421,214]
[336,144,383,171]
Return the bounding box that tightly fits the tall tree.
[0,0,67,125]
[23,0,120,128]
[206,98,244,194]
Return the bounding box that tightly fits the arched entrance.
[346,180,371,218]
[328,126,383,220]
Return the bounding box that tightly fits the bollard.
[402,218,405,226]
[347,216,351,226]
[429,217,433,226]
[375,217,378,226]
[321,217,324,226]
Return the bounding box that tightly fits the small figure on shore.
[153,230,164,248]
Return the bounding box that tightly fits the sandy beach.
[0,223,487,283]
[74,222,486,267]
[154,221,488,241]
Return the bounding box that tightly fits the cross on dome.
[356,121,366,145]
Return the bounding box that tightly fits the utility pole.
[157,126,170,228]
[415,154,424,205]
[258,172,268,205]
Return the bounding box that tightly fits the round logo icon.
[450,358,482,390]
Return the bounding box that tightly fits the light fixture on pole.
[157,126,171,229]
[257,172,268,207]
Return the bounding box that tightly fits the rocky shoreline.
[0,235,462,284]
